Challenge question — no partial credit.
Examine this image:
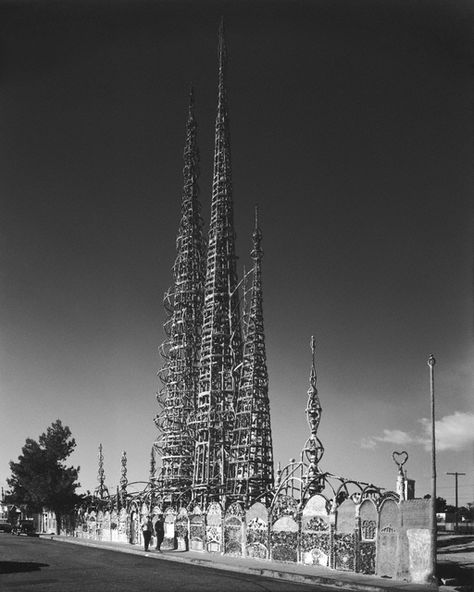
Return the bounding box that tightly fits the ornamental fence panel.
[223,502,245,557]
[334,499,356,572]
[300,493,331,566]
[206,502,223,553]
[245,502,269,559]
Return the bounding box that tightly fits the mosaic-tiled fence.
[70,496,431,583]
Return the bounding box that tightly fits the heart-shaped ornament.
[392,450,408,468]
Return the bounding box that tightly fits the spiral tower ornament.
[302,336,324,493]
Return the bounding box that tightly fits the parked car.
[13,519,36,536]
[0,520,12,533]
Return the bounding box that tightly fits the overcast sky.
[1,0,473,506]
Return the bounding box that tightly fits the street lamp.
[427,354,436,583]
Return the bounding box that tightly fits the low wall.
[69,496,432,583]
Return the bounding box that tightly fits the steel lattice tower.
[192,21,242,504]
[228,208,274,505]
[155,89,205,504]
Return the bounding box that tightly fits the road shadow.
[438,536,474,557]
[0,561,49,574]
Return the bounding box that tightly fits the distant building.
[405,478,415,500]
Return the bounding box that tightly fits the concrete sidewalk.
[41,534,438,592]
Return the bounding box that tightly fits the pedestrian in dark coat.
[142,516,153,551]
[154,514,164,551]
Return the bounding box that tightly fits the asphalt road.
[0,534,323,592]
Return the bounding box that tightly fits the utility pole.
[446,472,466,532]
[427,354,437,584]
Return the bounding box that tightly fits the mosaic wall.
[70,496,432,583]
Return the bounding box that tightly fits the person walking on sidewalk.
[154,514,164,552]
[141,516,153,552]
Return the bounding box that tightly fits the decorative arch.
[334,480,364,507]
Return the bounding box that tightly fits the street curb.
[41,535,437,592]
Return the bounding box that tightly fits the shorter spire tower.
[301,337,324,496]
[120,451,128,493]
[94,443,109,499]
[228,207,274,505]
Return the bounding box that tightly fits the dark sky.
[1,1,473,504]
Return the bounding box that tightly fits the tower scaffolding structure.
[192,20,242,505]
[228,207,274,506]
[155,88,205,505]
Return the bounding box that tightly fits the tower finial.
[120,450,128,493]
[217,18,227,113]
[310,335,317,392]
[97,443,105,498]
[306,336,320,426]
[218,16,225,56]
[251,205,263,260]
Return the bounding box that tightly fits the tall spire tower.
[228,207,274,505]
[192,20,242,504]
[156,88,205,504]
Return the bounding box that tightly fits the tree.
[423,495,448,513]
[6,420,81,533]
